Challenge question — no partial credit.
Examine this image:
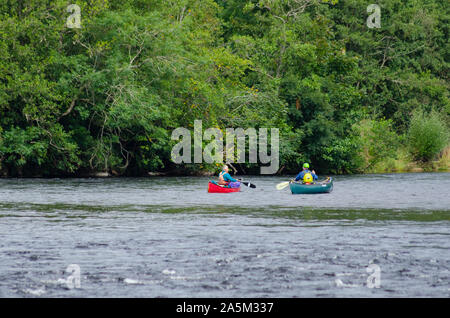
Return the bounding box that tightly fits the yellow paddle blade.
[276,181,290,190]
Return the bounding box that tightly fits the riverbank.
[364,147,450,174]
[1,147,449,178]
[0,168,448,179]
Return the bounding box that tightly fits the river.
[0,173,449,297]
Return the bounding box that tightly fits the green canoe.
[289,177,333,194]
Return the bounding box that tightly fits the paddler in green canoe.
[294,163,318,184]
[218,165,240,188]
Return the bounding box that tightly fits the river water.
[0,173,449,297]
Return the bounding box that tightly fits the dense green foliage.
[407,110,448,162]
[0,0,448,176]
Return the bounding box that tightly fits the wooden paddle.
[276,181,291,190]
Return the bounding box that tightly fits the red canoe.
[207,182,241,193]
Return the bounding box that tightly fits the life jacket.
[218,171,229,186]
[303,172,313,184]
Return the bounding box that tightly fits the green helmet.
[303,163,310,169]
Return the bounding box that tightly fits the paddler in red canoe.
[218,165,241,188]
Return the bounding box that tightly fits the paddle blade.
[242,181,256,189]
[276,181,290,190]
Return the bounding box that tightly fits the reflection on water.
[1,202,449,222]
[0,173,449,297]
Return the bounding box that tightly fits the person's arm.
[294,171,304,182]
[223,173,237,182]
[312,170,318,180]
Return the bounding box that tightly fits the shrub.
[355,119,400,171]
[407,110,449,162]
[321,136,365,174]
